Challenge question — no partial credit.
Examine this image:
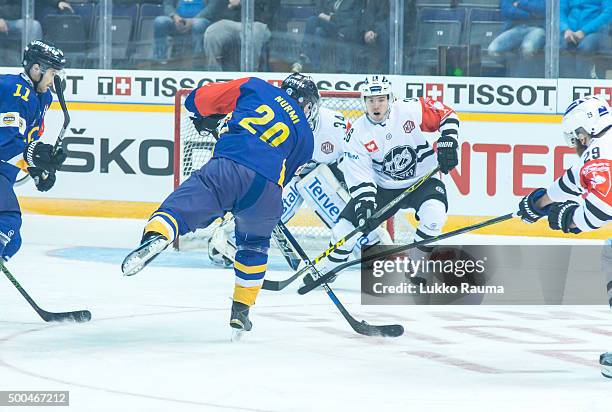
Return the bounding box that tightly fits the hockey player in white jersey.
[517,96,611,234]
[307,75,460,281]
[516,96,611,378]
[208,81,391,267]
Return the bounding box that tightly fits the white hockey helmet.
[360,75,393,101]
[562,95,611,147]
[360,75,393,123]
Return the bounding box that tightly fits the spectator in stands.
[559,0,612,78]
[292,0,364,73]
[488,0,545,59]
[0,0,43,42]
[361,0,389,73]
[202,0,278,71]
[37,1,74,18]
[155,0,209,61]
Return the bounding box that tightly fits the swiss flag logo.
[425,83,444,102]
[593,87,612,106]
[115,77,132,96]
[364,140,379,153]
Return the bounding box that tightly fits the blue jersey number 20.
[239,104,290,147]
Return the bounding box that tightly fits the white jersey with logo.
[342,97,459,200]
[311,106,348,164]
[547,129,612,232]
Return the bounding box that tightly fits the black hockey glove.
[518,188,550,224]
[23,141,67,172]
[548,201,581,234]
[29,167,56,192]
[191,114,226,139]
[355,198,377,235]
[436,135,459,174]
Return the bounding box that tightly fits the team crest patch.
[365,140,379,153]
[382,145,417,180]
[321,141,334,154]
[582,161,611,197]
[403,120,415,133]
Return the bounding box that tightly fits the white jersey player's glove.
[355,198,377,235]
[547,201,581,234]
[436,135,459,174]
[518,188,550,224]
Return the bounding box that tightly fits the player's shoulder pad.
[0,74,29,91]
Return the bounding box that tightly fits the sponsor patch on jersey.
[0,112,26,134]
[365,140,379,153]
[382,145,417,180]
[581,160,611,198]
[386,133,392,140]
[321,141,334,154]
[403,120,415,134]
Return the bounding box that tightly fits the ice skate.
[600,352,612,378]
[230,301,252,341]
[121,232,170,276]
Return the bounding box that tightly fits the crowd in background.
[0,0,611,78]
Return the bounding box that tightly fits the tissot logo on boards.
[572,86,612,106]
[406,82,556,107]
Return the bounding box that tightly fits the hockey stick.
[16,75,71,185]
[298,213,515,295]
[276,223,403,337]
[1,263,91,323]
[272,226,301,270]
[262,167,440,291]
[50,75,71,153]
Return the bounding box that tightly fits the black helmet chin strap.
[25,60,49,89]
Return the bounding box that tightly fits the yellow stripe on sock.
[234,261,267,274]
[151,211,179,236]
[144,220,172,241]
[233,284,262,306]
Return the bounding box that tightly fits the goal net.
[173,89,409,251]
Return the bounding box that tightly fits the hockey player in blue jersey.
[122,73,319,334]
[0,40,67,262]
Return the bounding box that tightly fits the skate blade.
[231,328,246,342]
[601,353,612,378]
[121,238,169,276]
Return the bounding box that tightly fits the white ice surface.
[0,215,610,412]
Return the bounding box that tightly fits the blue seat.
[469,7,502,22]
[139,3,164,18]
[412,20,463,74]
[418,7,468,24]
[458,0,501,8]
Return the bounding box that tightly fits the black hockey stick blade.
[352,320,404,337]
[262,269,306,291]
[40,309,92,323]
[324,285,404,337]
[1,264,91,323]
[299,213,516,295]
